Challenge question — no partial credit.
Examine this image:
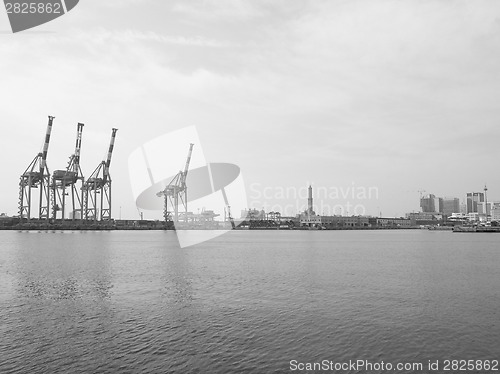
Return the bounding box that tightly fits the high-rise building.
[466,192,484,213]
[441,197,460,216]
[477,202,496,216]
[420,194,434,212]
[420,194,442,213]
[490,202,500,221]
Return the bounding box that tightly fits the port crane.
[157,143,194,223]
[18,116,54,222]
[221,188,235,229]
[51,122,85,221]
[83,128,118,222]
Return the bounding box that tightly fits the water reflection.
[160,236,195,306]
[14,231,113,301]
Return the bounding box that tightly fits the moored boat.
[453,225,500,233]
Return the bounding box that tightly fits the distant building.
[491,202,500,221]
[406,212,443,226]
[376,217,411,227]
[420,194,434,212]
[300,214,322,226]
[420,194,442,213]
[466,192,484,213]
[241,208,266,220]
[441,197,460,216]
[0,213,18,227]
[477,202,488,215]
[478,201,500,220]
[320,215,369,228]
[449,213,467,222]
[406,212,439,221]
[466,212,480,222]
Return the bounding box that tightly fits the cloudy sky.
[1,0,500,219]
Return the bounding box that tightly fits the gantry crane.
[51,122,85,221]
[18,116,54,222]
[83,128,118,222]
[157,143,194,223]
[221,188,235,229]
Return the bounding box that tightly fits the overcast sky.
[1,0,500,219]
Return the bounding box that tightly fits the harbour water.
[0,230,499,373]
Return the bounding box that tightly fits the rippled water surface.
[1,230,499,373]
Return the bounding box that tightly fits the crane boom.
[182,143,194,185]
[40,116,54,174]
[73,122,84,172]
[103,128,118,183]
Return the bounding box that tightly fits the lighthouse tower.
[308,185,314,215]
[301,184,321,227]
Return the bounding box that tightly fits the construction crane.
[51,122,85,221]
[18,116,54,222]
[221,188,235,229]
[157,143,194,223]
[417,189,426,199]
[83,128,118,222]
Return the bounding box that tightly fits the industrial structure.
[17,117,118,226]
[157,143,194,223]
[51,122,85,221]
[221,188,235,229]
[18,116,54,222]
[83,128,118,222]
